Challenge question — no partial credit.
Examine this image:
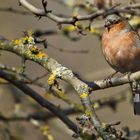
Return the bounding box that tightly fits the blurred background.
[0,0,140,140]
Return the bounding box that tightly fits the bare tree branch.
[18,0,140,24]
[0,33,140,139]
[0,70,81,136]
[0,7,31,15]
[0,1,140,139]
[90,72,140,92]
[0,36,106,139]
[0,35,120,139]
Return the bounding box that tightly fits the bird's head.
[104,14,125,31]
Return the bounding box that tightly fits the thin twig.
[0,7,31,15]
[18,0,140,24]
[0,70,81,136]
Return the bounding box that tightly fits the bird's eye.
[110,19,118,24]
[113,19,116,22]
[113,19,118,24]
[115,20,119,24]
[115,19,121,24]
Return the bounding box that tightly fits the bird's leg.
[123,72,131,82]
[104,71,118,84]
[130,80,140,115]
[110,71,119,77]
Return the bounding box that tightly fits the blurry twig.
[92,89,130,112]
[34,29,81,41]
[47,43,88,54]
[1,35,140,139]
[0,109,79,122]
[18,0,140,24]
[0,7,31,15]
[0,70,81,137]
[28,72,48,84]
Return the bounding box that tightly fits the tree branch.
[0,70,81,136]
[0,33,140,139]
[0,7,31,15]
[90,71,140,92]
[18,0,140,24]
[0,36,118,139]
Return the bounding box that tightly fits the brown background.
[0,0,140,140]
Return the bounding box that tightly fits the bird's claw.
[103,71,118,85]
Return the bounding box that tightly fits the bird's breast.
[102,31,140,73]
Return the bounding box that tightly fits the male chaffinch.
[102,14,140,115]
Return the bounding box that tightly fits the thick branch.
[0,34,140,139]
[0,37,117,139]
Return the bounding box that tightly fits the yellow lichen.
[80,92,88,99]
[30,47,46,58]
[37,51,46,59]
[57,90,65,98]
[40,125,54,140]
[47,73,56,86]
[75,21,82,27]
[63,25,75,32]
[22,37,28,44]
[30,47,40,54]
[13,39,21,45]
[129,16,140,27]
[21,36,34,45]
[93,102,99,109]
[102,122,106,129]
[89,27,100,34]
[12,30,35,47]
[85,109,92,116]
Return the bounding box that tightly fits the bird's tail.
[130,81,140,115]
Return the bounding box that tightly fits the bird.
[101,14,140,115]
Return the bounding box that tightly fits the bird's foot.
[124,72,131,82]
[104,71,118,84]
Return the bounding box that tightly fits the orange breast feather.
[102,29,140,72]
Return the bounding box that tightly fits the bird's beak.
[104,20,111,28]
